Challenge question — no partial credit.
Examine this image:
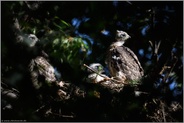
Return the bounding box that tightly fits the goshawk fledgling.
[87,63,108,83]
[106,30,144,84]
[86,63,124,92]
[29,56,56,90]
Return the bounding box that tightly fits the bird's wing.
[116,46,144,75]
[107,45,144,82]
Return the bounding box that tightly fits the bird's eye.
[96,66,103,71]
[29,36,36,40]
[121,33,126,37]
[96,66,100,70]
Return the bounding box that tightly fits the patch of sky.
[163,5,175,13]
[71,18,81,29]
[145,53,152,59]
[141,25,149,36]
[81,40,92,56]
[163,16,169,24]
[127,23,132,29]
[54,67,61,80]
[82,16,90,22]
[75,30,94,45]
[96,42,103,47]
[173,88,182,97]
[101,29,110,36]
[157,53,162,60]
[172,47,177,53]
[87,50,92,56]
[154,73,172,88]
[113,1,118,7]
[116,21,123,27]
[180,56,183,63]
[154,75,167,88]
[169,81,177,90]
[138,49,144,57]
[71,17,94,45]
[145,60,152,66]
[160,73,166,78]
[154,78,162,88]
[104,66,110,77]
[153,20,158,26]
[71,16,90,29]
[148,46,152,52]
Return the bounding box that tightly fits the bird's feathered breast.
[107,45,144,82]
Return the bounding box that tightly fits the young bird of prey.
[106,30,144,84]
[87,63,108,83]
[86,63,125,92]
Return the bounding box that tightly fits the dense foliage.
[1,1,183,122]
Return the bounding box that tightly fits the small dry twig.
[160,101,166,122]
[163,56,178,83]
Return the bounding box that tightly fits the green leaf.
[53,38,60,45]
[53,22,63,30]
[60,20,71,27]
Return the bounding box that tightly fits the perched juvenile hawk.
[29,56,56,89]
[106,30,144,84]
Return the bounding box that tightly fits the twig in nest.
[149,40,161,62]
[33,104,46,113]
[160,51,178,84]
[163,56,178,83]
[160,101,166,122]
[159,66,171,75]
[33,98,54,114]
[50,112,75,118]
[1,82,20,94]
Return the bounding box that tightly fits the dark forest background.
[1,1,183,122]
